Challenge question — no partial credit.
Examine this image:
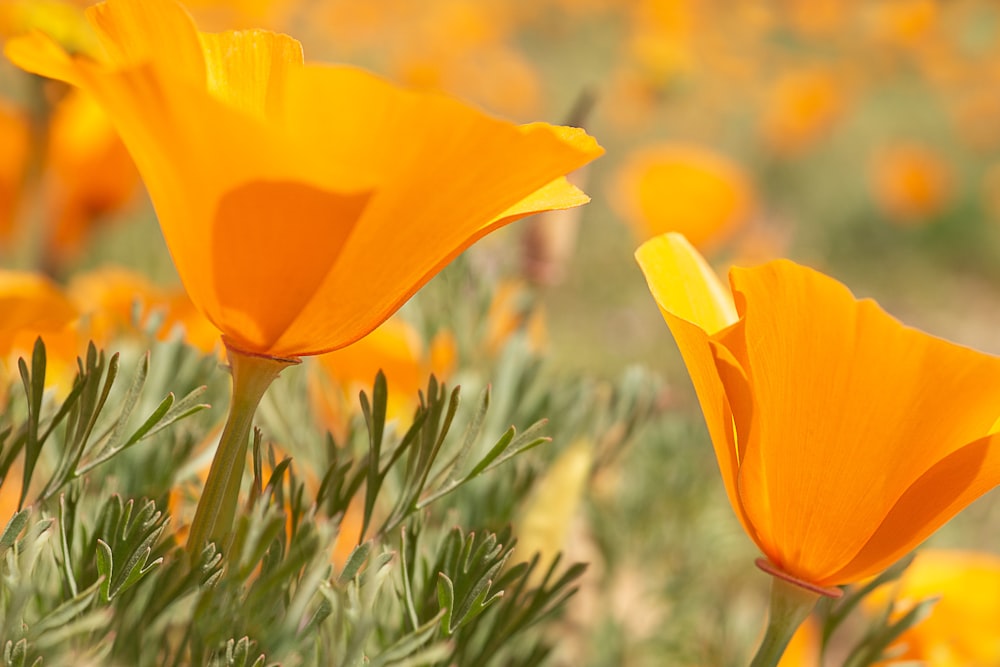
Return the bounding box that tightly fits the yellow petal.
[635,233,737,334]
[489,176,590,224]
[199,29,303,120]
[634,233,753,535]
[5,29,81,84]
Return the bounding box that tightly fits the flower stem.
[749,560,827,667]
[186,343,298,557]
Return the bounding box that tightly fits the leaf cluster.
[0,335,604,666]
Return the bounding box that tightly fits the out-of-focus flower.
[782,0,849,37]
[308,316,455,441]
[43,88,140,263]
[625,0,699,87]
[68,266,221,355]
[68,265,160,346]
[866,0,939,51]
[611,144,754,250]
[0,271,81,395]
[317,0,539,118]
[7,0,602,360]
[1,3,139,265]
[636,233,1000,589]
[517,439,592,585]
[759,68,844,157]
[0,101,30,245]
[869,143,952,225]
[866,550,1000,666]
[395,45,541,120]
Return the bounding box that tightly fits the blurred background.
[4,1,1000,664]
[7,0,1000,371]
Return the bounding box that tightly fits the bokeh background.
[5,0,1000,665]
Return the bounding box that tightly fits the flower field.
[3,1,1000,665]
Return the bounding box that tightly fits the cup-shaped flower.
[636,232,1000,589]
[6,0,602,359]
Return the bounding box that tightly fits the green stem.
[750,560,827,667]
[186,343,298,557]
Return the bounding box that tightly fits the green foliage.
[0,338,210,510]
[0,333,607,666]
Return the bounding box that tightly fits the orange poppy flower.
[760,68,844,157]
[44,88,141,263]
[6,0,602,360]
[867,0,938,51]
[635,233,1000,589]
[0,271,81,397]
[67,265,220,354]
[611,144,754,250]
[869,142,952,226]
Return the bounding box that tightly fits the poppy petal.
[827,434,1000,585]
[87,0,205,77]
[263,66,602,356]
[199,29,303,120]
[635,233,753,532]
[730,260,1000,582]
[210,180,371,353]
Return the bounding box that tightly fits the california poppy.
[44,88,141,264]
[6,0,602,360]
[869,142,952,226]
[0,271,81,397]
[759,68,844,157]
[7,0,601,552]
[636,233,1000,590]
[612,144,754,250]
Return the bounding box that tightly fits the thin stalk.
[750,558,840,667]
[186,343,298,557]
